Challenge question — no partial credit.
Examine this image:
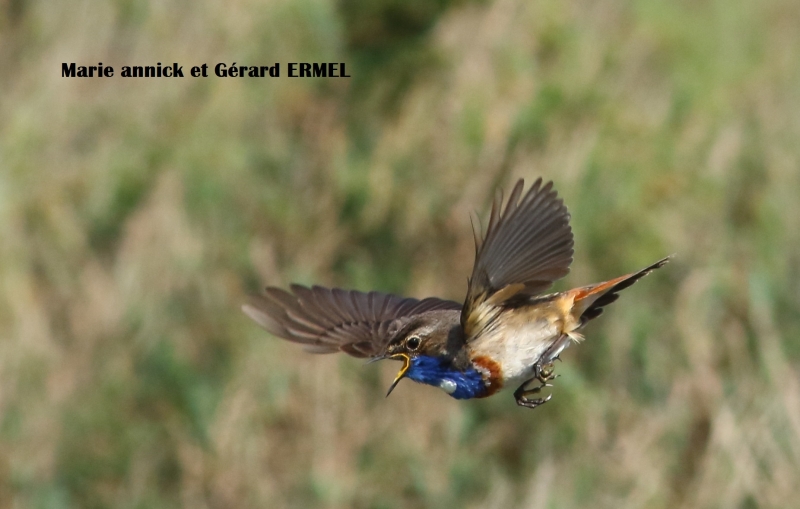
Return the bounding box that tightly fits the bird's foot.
[514,364,557,410]
[514,383,552,409]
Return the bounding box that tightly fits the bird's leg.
[514,362,557,409]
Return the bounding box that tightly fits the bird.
[243,178,670,409]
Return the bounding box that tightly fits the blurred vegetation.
[1,0,800,508]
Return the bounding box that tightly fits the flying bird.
[243,178,670,409]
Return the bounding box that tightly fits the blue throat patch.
[406,355,486,400]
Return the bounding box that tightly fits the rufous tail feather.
[567,256,672,326]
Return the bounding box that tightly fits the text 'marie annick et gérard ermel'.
[61,62,350,78]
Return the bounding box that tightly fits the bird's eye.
[405,336,421,351]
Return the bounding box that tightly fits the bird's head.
[374,310,464,396]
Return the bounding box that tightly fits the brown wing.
[243,285,462,358]
[462,178,573,339]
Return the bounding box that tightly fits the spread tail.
[568,255,672,326]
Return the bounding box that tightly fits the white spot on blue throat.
[439,379,457,394]
[406,355,487,399]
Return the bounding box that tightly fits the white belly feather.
[468,320,570,389]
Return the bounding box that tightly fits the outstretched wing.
[243,285,462,358]
[462,178,573,340]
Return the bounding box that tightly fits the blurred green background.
[2,0,800,507]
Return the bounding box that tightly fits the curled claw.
[515,391,552,409]
[513,372,555,410]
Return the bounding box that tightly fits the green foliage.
[2,0,800,507]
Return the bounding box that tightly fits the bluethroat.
[244,178,670,409]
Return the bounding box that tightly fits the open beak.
[385,353,410,397]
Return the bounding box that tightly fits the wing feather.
[462,178,574,339]
[244,286,462,358]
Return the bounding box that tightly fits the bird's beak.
[385,353,410,397]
